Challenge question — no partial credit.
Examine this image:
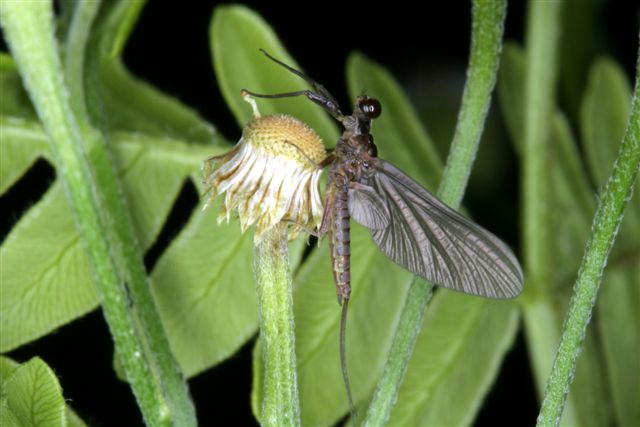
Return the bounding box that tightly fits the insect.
[244,49,524,418]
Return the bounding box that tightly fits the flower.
[202,112,326,242]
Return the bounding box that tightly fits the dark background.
[3,1,638,426]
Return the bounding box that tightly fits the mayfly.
[243,49,524,417]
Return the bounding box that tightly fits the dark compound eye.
[361,98,382,119]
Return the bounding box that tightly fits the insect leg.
[318,189,335,236]
[281,220,322,238]
[258,49,341,110]
[279,140,330,170]
[241,90,262,117]
[241,49,344,119]
[319,151,336,168]
[241,87,343,121]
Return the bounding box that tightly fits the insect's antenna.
[241,49,344,120]
[340,298,357,425]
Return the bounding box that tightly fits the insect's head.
[356,95,382,120]
[345,95,382,136]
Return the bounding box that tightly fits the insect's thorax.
[329,129,378,188]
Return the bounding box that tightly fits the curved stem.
[537,47,640,427]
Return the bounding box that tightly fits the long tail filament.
[340,298,357,424]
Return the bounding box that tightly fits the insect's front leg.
[317,189,335,238]
[319,151,336,168]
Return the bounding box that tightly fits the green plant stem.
[84,8,197,427]
[438,0,507,208]
[62,0,99,124]
[522,0,562,298]
[255,223,300,427]
[363,1,506,424]
[363,279,432,425]
[0,3,196,426]
[519,2,572,422]
[537,49,640,427]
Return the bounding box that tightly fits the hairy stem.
[537,48,640,427]
[255,224,300,427]
[0,3,196,426]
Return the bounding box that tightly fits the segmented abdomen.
[331,186,351,304]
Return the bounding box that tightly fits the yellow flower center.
[243,114,326,168]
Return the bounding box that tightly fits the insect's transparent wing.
[348,183,390,230]
[365,159,523,299]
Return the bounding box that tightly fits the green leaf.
[2,116,259,375]
[388,292,519,426]
[0,50,223,177]
[597,267,640,426]
[1,2,271,393]
[0,400,20,427]
[0,116,49,194]
[538,50,640,427]
[499,43,595,222]
[65,409,87,427]
[346,52,442,189]
[496,42,525,153]
[93,0,148,58]
[581,57,639,250]
[210,4,338,145]
[557,0,601,122]
[0,119,217,352]
[0,180,98,352]
[498,44,595,287]
[98,58,223,145]
[0,356,88,427]
[581,58,632,188]
[150,196,258,377]
[0,356,20,382]
[0,54,35,118]
[545,119,612,427]
[546,121,615,427]
[0,357,68,427]
[578,58,639,427]
[548,112,594,287]
[498,41,611,427]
